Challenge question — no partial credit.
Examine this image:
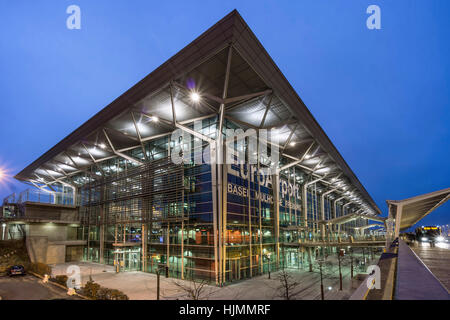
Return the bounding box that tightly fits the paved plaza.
[50,260,369,300]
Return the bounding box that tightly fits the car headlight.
[436,236,444,242]
[421,237,428,241]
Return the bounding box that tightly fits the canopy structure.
[319,213,386,226]
[387,187,450,236]
[9,9,385,285]
[14,10,380,216]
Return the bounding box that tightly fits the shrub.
[80,279,128,300]
[108,289,129,300]
[80,279,101,299]
[29,262,52,276]
[51,275,69,287]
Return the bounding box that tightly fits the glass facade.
[70,117,373,285]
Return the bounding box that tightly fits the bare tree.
[173,278,212,300]
[274,269,302,300]
[311,258,340,299]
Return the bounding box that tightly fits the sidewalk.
[50,262,356,300]
[395,240,449,300]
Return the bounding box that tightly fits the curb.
[28,271,90,300]
[381,247,398,300]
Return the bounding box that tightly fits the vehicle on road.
[415,226,447,245]
[7,265,26,276]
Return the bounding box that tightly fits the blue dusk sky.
[0,1,449,229]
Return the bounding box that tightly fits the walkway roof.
[387,187,450,231]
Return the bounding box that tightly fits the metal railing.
[3,188,75,206]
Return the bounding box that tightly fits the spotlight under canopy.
[190,92,201,103]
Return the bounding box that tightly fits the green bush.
[29,262,52,276]
[80,278,128,300]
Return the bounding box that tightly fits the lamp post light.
[157,268,161,300]
[318,259,325,300]
[338,249,343,291]
[156,264,166,300]
[350,248,354,279]
[2,223,6,241]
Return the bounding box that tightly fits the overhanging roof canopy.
[387,187,450,231]
[14,10,380,215]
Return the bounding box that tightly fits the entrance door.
[127,251,140,271]
[114,248,141,272]
[230,258,241,281]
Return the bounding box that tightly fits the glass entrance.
[114,248,141,272]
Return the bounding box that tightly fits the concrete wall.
[46,244,66,264]
[26,224,68,242]
[26,236,48,263]
[24,224,82,264]
[24,203,78,221]
[66,246,83,262]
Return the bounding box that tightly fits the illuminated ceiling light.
[151,116,159,122]
[289,141,296,147]
[304,154,311,160]
[190,92,201,103]
[99,143,106,149]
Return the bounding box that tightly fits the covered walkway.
[395,240,449,300]
[386,187,450,240]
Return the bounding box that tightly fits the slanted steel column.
[320,188,337,240]
[341,202,352,236]
[332,196,345,234]
[394,204,403,239]
[385,204,395,248]
[142,224,147,272]
[210,142,219,285]
[302,177,325,234]
[257,158,263,274]
[221,152,228,284]
[272,172,280,269]
[211,45,233,286]
[214,44,233,286]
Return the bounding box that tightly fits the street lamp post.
[157,269,160,300]
[156,264,166,300]
[338,249,343,291]
[2,223,6,241]
[350,248,354,279]
[318,259,324,300]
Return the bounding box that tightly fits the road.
[0,275,80,300]
[412,242,450,291]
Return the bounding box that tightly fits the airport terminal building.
[5,11,383,285]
